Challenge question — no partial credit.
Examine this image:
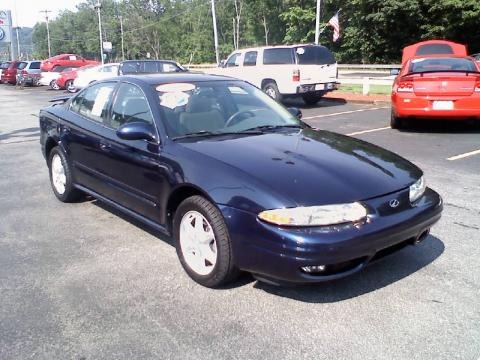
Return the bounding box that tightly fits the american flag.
[327,11,340,42]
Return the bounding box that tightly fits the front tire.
[173,195,239,287]
[48,146,83,202]
[262,81,282,102]
[50,79,60,90]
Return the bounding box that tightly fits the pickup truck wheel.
[50,80,60,90]
[48,146,83,202]
[173,195,240,287]
[262,82,282,102]
[302,93,323,105]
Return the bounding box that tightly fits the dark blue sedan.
[39,74,442,287]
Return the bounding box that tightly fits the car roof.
[48,53,79,60]
[233,43,329,53]
[115,73,237,85]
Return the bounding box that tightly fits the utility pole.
[314,0,321,44]
[15,27,20,59]
[94,1,104,64]
[40,10,52,57]
[211,0,219,65]
[119,15,125,61]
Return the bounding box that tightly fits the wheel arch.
[261,78,276,89]
[44,137,58,163]
[165,184,216,233]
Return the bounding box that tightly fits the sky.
[2,0,84,28]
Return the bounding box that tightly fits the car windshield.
[408,57,478,73]
[155,80,301,139]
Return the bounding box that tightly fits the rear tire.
[173,195,240,287]
[302,92,323,105]
[48,146,83,202]
[262,81,282,102]
[390,110,404,129]
[65,80,76,93]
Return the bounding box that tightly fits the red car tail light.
[475,80,480,93]
[21,70,27,76]
[397,80,414,93]
[292,69,300,82]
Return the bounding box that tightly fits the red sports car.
[41,54,99,72]
[55,65,97,90]
[391,55,480,128]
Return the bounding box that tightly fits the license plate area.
[315,83,325,91]
[432,100,454,110]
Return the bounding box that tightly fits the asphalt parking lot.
[1,84,479,359]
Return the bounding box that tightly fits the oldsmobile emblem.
[389,199,400,208]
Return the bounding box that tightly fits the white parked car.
[39,68,74,89]
[73,63,119,90]
[209,44,339,104]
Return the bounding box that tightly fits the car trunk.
[413,75,478,96]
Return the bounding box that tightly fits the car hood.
[178,128,422,207]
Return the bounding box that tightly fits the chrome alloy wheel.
[51,154,66,194]
[179,211,217,276]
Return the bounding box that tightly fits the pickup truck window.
[263,48,294,65]
[226,53,240,67]
[243,51,257,66]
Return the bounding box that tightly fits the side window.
[70,82,116,123]
[143,61,158,73]
[243,51,257,66]
[263,48,294,65]
[110,83,154,129]
[162,62,180,72]
[226,53,240,67]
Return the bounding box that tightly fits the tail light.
[21,70,27,76]
[397,80,414,93]
[292,69,300,82]
[475,80,480,92]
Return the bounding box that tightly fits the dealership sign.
[0,10,12,43]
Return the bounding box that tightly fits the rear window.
[296,46,335,65]
[415,44,453,56]
[409,57,477,73]
[1,62,10,69]
[17,62,27,70]
[29,62,41,69]
[263,48,294,65]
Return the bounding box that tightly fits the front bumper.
[220,188,442,284]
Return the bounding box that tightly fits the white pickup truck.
[207,44,339,104]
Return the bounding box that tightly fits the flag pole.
[314,0,321,44]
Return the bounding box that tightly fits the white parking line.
[447,149,480,161]
[302,106,389,120]
[346,126,391,136]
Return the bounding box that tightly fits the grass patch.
[338,84,392,95]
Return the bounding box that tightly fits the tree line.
[31,0,480,64]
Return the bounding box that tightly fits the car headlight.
[258,202,367,227]
[409,176,426,203]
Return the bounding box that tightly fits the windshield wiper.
[172,129,263,140]
[241,124,306,132]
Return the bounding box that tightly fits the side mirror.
[287,107,303,120]
[390,68,400,76]
[116,122,157,142]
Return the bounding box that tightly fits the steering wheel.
[224,110,255,127]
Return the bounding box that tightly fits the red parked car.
[401,40,467,64]
[54,64,97,90]
[1,61,23,84]
[391,55,480,128]
[40,54,99,72]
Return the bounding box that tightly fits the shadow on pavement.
[254,235,444,302]
[0,127,40,141]
[399,119,480,134]
[282,97,347,109]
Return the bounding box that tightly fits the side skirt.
[75,184,171,237]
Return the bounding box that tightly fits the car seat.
[179,95,225,133]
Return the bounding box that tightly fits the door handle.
[99,142,111,151]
